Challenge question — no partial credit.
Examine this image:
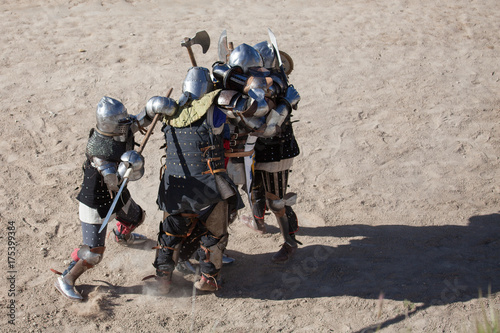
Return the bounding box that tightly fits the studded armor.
[157,116,232,214]
[76,128,135,217]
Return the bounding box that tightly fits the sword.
[267,28,289,86]
[98,87,174,234]
[98,168,131,233]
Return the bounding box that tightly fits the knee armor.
[76,245,106,268]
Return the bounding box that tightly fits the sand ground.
[1,0,499,332]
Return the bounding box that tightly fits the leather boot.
[194,273,220,292]
[155,264,173,295]
[114,230,148,245]
[154,274,172,295]
[241,214,266,234]
[143,270,172,295]
[271,242,298,263]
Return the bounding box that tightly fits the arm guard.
[260,103,289,138]
[216,90,248,119]
[247,88,272,117]
[130,109,151,133]
[213,62,247,91]
[216,89,269,131]
[213,62,276,98]
[269,73,286,98]
[258,85,299,137]
[92,156,119,192]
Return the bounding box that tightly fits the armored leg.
[242,170,267,233]
[113,198,147,245]
[153,213,197,293]
[268,200,299,263]
[262,170,300,263]
[195,201,229,291]
[176,221,207,275]
[54,221,107,300]
[54,245,105,301]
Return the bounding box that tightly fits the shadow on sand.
[218,213,500,331]
[73,213,499,331]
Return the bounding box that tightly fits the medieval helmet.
[228,43,264,73]
[179,67,214,106]
[253,41,278,70]
[96,96,132,136]
[182,67,214,100]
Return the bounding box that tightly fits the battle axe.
[181,30,210,67]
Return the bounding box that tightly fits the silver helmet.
[96,96,132,136]
[182,67,214,100]
[179,67,214,106]
[228,43,263,73]
[253,41,278,70]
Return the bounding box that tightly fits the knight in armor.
[147,67,243,293]
[53,96,167,301]
[212,37,301,263]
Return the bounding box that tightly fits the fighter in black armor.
[53,96,168,300]
[212,34,301,263]
[147,67,243,293]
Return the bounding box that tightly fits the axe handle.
[184,38,198,67]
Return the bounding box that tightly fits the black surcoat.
[76,129,134,217]
[157,117,238,215]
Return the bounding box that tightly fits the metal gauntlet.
[280,85,300,110]
[145,96,178,118]
[117,150,145,181]
[131,96,178,133]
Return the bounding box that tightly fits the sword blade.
[98,173,130,234]
[267,28,288,85]
[267,28,283,66]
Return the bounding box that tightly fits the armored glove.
[280,85,300,110]
[118,150,145,181]
[145,96,178,119]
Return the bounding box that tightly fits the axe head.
[181,30,211,54]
